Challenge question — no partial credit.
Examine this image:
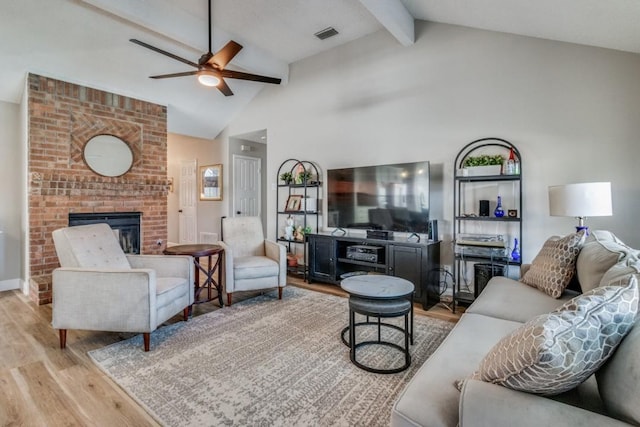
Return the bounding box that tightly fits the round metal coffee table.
[340,275,414,374]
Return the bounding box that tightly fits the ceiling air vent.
[314,27,339,40]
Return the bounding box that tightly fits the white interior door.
[233,155,261,217]
[179,159,197,243]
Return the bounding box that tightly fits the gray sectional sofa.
[392,230,640,426]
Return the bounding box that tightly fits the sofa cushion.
[222,217,266,257]
[521,230,586,298]
[234,256,279,280]
[469,276,638,396]
[466,276,578,323]
[595,268,640,425]
[596,318,640,424]
[391,313,523,427]
[52,223,131,270]
[599,257,640,287]
[577,230,636,292]
[156,277,189,309]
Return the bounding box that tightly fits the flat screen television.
[327,161,430,233]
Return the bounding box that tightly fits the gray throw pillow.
[521,230,586,298]
[576,230,637,292]
[466,275,638,396]
[599,257,640,287]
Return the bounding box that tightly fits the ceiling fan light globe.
[197,71,220,87]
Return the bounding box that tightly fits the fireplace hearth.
[68,212,142,254]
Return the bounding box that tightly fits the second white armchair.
[219,216,287,306]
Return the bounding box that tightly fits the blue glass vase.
[494,196,505,218]
[511,238,520,262]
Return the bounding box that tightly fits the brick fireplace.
[28,74,169,304]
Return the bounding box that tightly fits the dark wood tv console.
[307,232,441,309]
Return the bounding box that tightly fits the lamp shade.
[548,182,612,217]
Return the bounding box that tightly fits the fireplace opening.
[68,212,142,254]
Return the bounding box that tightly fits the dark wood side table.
[163,244,224,307]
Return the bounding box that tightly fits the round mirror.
[83,135,133,177]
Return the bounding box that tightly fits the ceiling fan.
[129,0,281,96]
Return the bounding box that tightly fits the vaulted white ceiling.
[1,0,638,139]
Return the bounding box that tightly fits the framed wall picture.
[199,164,223,201]
[285,195,303,211]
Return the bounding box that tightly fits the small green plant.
[463,154,504,167]
[279,171,293,184]
[297,170,313,183]
[302,226,313,235]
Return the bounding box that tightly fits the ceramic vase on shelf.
[284,215,294,240]
[511,238,520,262]
[494,196,505,218]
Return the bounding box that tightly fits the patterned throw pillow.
[465,276,638,396]
[521,230,587,298]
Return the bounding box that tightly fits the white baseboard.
[0,278,21,292]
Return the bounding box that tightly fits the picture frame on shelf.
[199,164,223,201]
[285,195,303,211]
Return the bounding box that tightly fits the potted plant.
[293,225,313,241]
[296,170,313,184]
[461,154,504,176]
[279,171,293,184]
[286,252,298,267]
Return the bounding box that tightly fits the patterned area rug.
[89,287,453,426]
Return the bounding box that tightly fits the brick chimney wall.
[28,74,169,304]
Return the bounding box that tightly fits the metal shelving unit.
[452,138,523,312]
[275,159,321,280]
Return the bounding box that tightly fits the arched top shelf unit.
[451,137,523,312]
[276,158,321,187]
[454,137,522,179]
[275,158,322,281]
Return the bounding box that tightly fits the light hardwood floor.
[0,276,460,426]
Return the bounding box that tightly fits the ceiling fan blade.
[216,78,234,96]
[130,39,199,69]
[220,69,282,85]
[208,41,243,70]
[150,71,198,79]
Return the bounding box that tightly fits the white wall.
[167,132,224,244]
[221,21,640,265]
[0,100,23,289]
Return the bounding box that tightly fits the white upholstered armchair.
[219,216,286,306]
[51,223,194,351]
